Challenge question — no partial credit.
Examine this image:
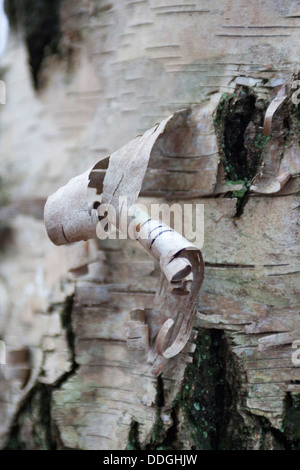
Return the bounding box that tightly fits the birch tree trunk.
[0,0,299,450]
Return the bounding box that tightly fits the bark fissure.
[4,0,63,89]
[214,86,269,216]
[4,296,79,450]
[170,329,300,450]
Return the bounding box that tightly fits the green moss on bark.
[127,421,141,450]
[214,86,269,216]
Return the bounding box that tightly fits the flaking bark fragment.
[44,110,205,375]
[263,85,287,137]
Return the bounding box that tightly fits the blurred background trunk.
[0,0,299,450]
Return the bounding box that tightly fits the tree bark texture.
[0,0,299,450]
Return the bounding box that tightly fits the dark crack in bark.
[3,295,79,450]
[4,0,63,89]
[214,86,270,216]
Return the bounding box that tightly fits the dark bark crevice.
[4,0,63,90]
[281,393,300,450]
[172,329,293,450]
[3,295,78,450]
[127,421,141,451]
[214,86,270,216]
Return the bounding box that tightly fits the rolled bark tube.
[131,208,198,286]
[127,207,204,364]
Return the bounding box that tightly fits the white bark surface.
[0,0,299,450]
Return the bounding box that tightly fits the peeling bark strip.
[131,210,204,375]
[251,82,300,195]
[44,111,204,374]
[263,85,288,137]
